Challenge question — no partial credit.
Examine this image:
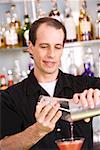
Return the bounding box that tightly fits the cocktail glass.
[55,138,84,150]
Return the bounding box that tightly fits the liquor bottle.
[96,48,100,77]
[78,0,93,41]
[4,9,18,48]
[64,0,77,42]
[82,62,94,77]
[98,49,100,77]
[10,4,20,29]
[4,10,12,48]
[27,58,34,74]
[10,4,22,47]
[20,70,28,81]
[22,14,30,47]
[49,0,62,22]
[13,60,21,84]
[95,3,100,39]
[0,74,8,90]
[68,49,78,76]
[36,0,46,19]
[7,69,14,87]
[0,25,6,48]
[82,48,95,77]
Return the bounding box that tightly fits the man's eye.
[55,46,62,50]
[40,45,48,48]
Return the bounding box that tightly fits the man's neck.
[33,69,59,83]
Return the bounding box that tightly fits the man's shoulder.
[1,77,29,99]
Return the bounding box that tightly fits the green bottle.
[22,14,30,47]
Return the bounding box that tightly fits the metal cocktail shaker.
[66,101,100,122]
[38,95,100,122]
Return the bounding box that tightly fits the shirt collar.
[26,69,72,96]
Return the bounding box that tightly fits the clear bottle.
[0,25,6,48]
[4,10,12,48]
[10,22,19,47]
[82,48,95,77]
[68,49,78,76]
[95,3,100,39]
[13,60,21,84]
[49,0,62,22]
[98,49,100,77]
[27,58,34,75]
[64,0,77,42]
[7,69,14,87]
[10,4,20,28]
[10,4,22,47]
[78,0,93,41]
[36,0,46,19]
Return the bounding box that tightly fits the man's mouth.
[43,61,56,67]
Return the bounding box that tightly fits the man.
[0,17,100,150]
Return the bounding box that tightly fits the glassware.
[49,0,62,22]
[55,138,84,150]
[78,0,93,41]
[64,0,77,42]
[93,116,100,143]
[82,48,95,77]
[68,49,78,76]
[22,14,30,46]
[95,3,100,39]
[38,95,100,122]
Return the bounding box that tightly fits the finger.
[35,100,49,118]
[50,110,62,125]
[80,90,88,108]
[36,101,58,123]
[44,103,60,123]
[38,111,62,132]
[73,93,80,103]
[86,88,95,108]
[94,89,100,106]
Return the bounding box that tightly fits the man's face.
[30,23,64,75]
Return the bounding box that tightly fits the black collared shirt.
[1,69,100,150]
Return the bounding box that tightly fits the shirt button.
[57,128,61,132]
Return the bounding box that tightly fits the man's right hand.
[35,99,62,136]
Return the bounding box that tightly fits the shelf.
[0,40,100,52]
[0,0,23,3]
[0,47,28,52]
[64,40,100,48]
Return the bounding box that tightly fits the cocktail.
[55,138,84,150]
[38,95,85,150]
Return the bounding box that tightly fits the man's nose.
[48,47,55,58]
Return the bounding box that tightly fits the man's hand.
[35,99,62,135]
[73,88,100,109]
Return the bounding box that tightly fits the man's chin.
[43,68,58,74]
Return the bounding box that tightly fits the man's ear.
[27,41,34,54]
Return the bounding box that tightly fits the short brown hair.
[29,17,66,46]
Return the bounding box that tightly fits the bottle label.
[5,28,18,46]
[24,29,29,46]
[10,28,18,45]
[80,20,91,33]
[96,22,100,38]
[25,18,29,23]
[65,17,76,40]
[50,15,61,22]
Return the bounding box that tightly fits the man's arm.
[0,101,62,150]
